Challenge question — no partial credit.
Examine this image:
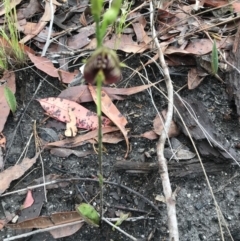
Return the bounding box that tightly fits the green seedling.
[113,212,130,231]
[4,85,17,113]
[211,39,218,75]
[83,0,122,219]
[0,0,26,71]
[76,203,100,227]
[115,1,132,35]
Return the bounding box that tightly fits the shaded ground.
[0,56,240,241]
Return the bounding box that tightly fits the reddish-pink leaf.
[21,190,34,210]
[0,71,16,132]
[37,97,111,130]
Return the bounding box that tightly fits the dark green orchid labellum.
[84,46,121,85]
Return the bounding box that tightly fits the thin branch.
[102,217,138,241]
[150,1,179,241]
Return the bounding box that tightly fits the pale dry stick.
[102,217,138,241]
[41,0,54,57]
[3,220,84,241]
[123,66,234,240]
[106,216,154,222]
[150,1,178,241]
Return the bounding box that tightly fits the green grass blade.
[211,40,218,75]
[4,86,17,113]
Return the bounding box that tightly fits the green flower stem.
[96,71,104,219]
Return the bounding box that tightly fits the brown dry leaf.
[20,1,57,43]
[7,211,82,229]
[153,110,180,137]
[0,71,16,132]
[67,25,95,50]
[88,85,129,158]
[132,23,152,44]
[58,83,155,103]
[27,52,78,83]
[37,97,111,130]
[48,126,119,148]
[165,38,233,55]
[0,0,22,16]
[50,222,84,238]
[0,152,40,194]
[104,34,149,53]
[140,130,158,140]
[102,131,124,144]
[65,108,78,137]
[188,68,204,89]
[50,148,94,158]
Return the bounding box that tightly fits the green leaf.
[76,203,100,227]
[103,0,122,25]
[4,86,17,113]
[211,40,218,75]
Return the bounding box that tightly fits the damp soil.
[0,57,240,241]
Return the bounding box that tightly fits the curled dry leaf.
[27,52,79,84]
[88,85,129,158]
[153,110,180,137]
[65,108,78,137]
[37,97,111,130]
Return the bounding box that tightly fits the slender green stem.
[96,72,104,219]
[96,21,102,48]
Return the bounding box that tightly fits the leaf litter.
[1,0,240,239]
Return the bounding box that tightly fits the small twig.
[150,1,179,241]
[41,0,54,57]
[3,220,84,241]
[102,217,138,241]
[106,216,154,222]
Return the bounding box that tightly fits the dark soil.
[1,56,240,241]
